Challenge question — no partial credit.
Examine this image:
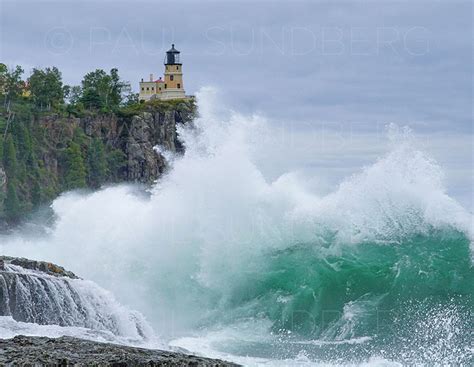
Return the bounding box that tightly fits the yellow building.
[139,44,187,102]
[21,81,31,98]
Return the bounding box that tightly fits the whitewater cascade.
[0,257,156,346]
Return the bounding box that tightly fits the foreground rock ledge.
[0,335,239,366]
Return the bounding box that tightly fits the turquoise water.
[194,228,473,364]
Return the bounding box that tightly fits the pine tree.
[31,179,42,208]
[87,138,108,188]
[3,136,17,177]
[4,179,21,222]
[64,142,86,190]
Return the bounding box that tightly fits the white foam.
[0,87,471,361]
[0,316,160,348]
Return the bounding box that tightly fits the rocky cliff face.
[124,109,185,182]
[41,100,195,185]
[0,99,196,224]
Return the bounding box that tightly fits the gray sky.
[1,0,473,208]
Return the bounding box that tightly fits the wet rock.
[0,335,239,366]
[0,256,78,279]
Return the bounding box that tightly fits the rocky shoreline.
[0,256,238,366]
[0,335,239,366]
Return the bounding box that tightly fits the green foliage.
[65,100,85,117]
[67,86,82,104]
[3,135,18,177]
[31,180,42,208]
[11,120,33,164]
[87,138,108,188]
[0,63,7,96]
[0,64,197,225]
[4,179,21,222]
[80,68,130,112]
[63,142,87,190]
[28,67,64,110]
[106,148,127,180]
[1,65,24,106]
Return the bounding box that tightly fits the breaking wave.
[1,87,472,365]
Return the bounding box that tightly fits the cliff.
[0,99,196,225]
[41,99,194,183]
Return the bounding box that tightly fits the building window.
[159,87,161,91]
[170,75,174,81]
[146,87,149,91]
[141,87,144,91]
[176,66,179,70]
[164,84,167,89]
[152,87,154,91]
[177,83,180,89]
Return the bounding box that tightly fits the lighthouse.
[139,44,187,101]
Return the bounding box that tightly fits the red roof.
[155,79,164,83]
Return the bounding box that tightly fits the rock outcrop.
[125,109,185,182]
[0,256,78,279]
[0,335,239,366]
[0,256,153,338]
[0,257,238,365]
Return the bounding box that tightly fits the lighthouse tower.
[138,44,188,101]
[162,44,186,100]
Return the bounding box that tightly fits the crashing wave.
[0,88,472,364]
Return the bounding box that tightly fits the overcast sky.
[1,0,472,208]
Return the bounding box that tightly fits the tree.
[124,92,139,106]
[3,135,18,177]
[87,138,108,187]
[28,67,64,110]
[4,179,21,222]
[81,69,109,110]
[31,179,42,208]
[80,68,129,111]
[64,142,86,190]
[2,65,24,107]
[65,85,82,104]
[0,63,7,95]
[109,68,129,107]
[11,121,33,163]
[2,135,20,222]
[64,85,84,116]
[107,149,127,180]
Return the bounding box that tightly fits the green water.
[203,228,473,364]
